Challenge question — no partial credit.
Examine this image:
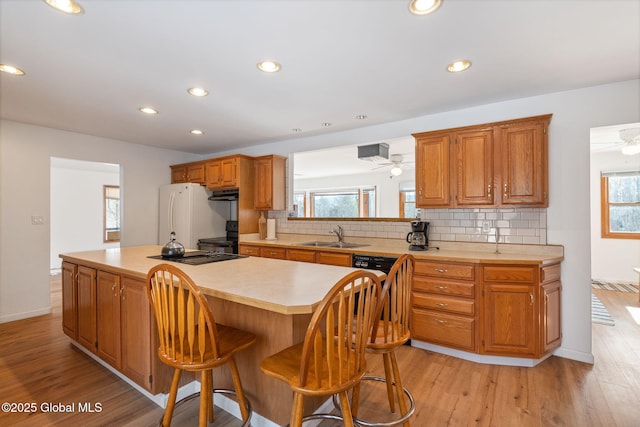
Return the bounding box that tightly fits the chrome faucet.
[330,225,345,243]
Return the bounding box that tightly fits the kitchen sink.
[297,241,369,249]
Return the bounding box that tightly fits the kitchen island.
[60,245,387,427]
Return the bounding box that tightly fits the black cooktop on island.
[148,251,246,265]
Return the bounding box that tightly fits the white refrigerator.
[158,183,227,250]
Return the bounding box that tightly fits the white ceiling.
[1,0,639,155]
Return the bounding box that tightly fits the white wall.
[0,120,199,322]
[50,158,121,270]
[213,79,640,364]
[590,149,640,282]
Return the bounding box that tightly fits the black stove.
[148,251,246,265]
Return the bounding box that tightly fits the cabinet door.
[260,247,286,259]
[541,281,562,353]
[170,165,187,183]
[415,134,450,207]
[205,160,222,189]
[121,276,152,390]
[238,245,261,256]
[499,121,548,206]
[455,130,494,206]
[186,163,205,184]
[61,262,78,339]
[77,266,97,352]
[220,158,238,187]
[97,270,122,369]
[482,283,536,356]
[254,157,273,210]
[316,252,351,267]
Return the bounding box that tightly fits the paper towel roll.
[266,218,277,240]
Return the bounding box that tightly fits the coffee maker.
[406,221,429,251]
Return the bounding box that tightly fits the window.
[295,187,376,218]
[601,171,640,239]
[104,185,120,242]
[400,190,419,218]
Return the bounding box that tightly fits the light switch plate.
[482,221,491,233]
[31,215,45,225]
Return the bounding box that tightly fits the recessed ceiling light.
[447,60,472,73]
[321,122,332,127]
[139,107,158,115]
[356,115,368,120]
[257,60,281,73]
[190,129,204,135]
[187,87,208,97]
[292,128,302,133]
[409,0,442,16]
[0,64,26,76]
[43,0,84,14]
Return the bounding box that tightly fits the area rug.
[591,279,639,293]
[591,293,615,326]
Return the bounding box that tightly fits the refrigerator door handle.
[168,191,175,232]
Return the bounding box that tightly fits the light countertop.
[59,245,386,315]
[240,233,564,265]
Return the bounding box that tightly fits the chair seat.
[159,323,256,370]
[367,323,411,352]
[261,340,366,396]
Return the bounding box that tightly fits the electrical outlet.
[482,221,491,233]
[31,215,45,225]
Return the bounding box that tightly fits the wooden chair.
[352,254,416,427]
[146,264,256,427]
[260,270,383,427]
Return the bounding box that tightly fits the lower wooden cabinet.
[239,244,352,267]
[62,262,171,393]
[412,260,562,359]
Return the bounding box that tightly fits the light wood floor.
[0,278,638,426]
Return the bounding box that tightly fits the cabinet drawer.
[238,245,260,256]
[483,266,535,283]
[415,260,475,280]
[316,252,352,267]
[413,276,475,298]
[413,293,475,316]
[261,247,286,259]
[286,249,316,263]
[541,263,561,284]
[412,308,475,351]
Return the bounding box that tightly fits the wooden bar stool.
[146,264,256,427]
[260,270,382,427]
[352,254,416,427]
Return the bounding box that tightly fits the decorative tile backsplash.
[269,208,547,245]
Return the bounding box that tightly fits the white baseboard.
[552,347,595,364]
[0,307,51,323]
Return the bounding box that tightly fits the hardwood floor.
[1,279,638,426]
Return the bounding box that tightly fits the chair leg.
[290,392,305,427]
[351,382,361,417]
[382,352,396,412]
[207,369,214,423]
[163,368,182,427]
[199,370,210,427]
[337,390,355,427]
[390,351,410,427]
[228,356,251,423]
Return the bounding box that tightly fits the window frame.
[103,185,121,243]
[600,172,640,240]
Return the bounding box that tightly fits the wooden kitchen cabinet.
[286,248,317,263]
[239,244,351,266]
[206,156,239,189]
[170,161,205,184]
[480,264,561,358]
[254,155,286,210]
[77,265,97,353]
[120,276,153,390]
[413,114,551,208]
[411,260,478,351]
[316,251,352,267]
[260,247,287,259]
[97,270,122,369]
[61,262,78,340]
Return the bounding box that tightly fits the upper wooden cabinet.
[254,155,286,210]
[170,161,205,185]
[413,114,551,208]
[206,156,239,189]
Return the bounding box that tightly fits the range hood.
[208,188,239,201]
[358,143,389,161]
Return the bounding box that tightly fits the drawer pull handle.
[435,285,448,290]
[435,268,448,273]
[435,319,447,324]
[436,303,449,307]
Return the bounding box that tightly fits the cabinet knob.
[504,183,508,198]
[435,319,447,324]
[435,285,448,290]
[121,287,125,300]
[435,268,448,273]
[488,184,492,197]
[436,303,449,307]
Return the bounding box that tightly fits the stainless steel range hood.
[208,188,239,201]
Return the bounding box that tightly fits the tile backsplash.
[269,208,547,245]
